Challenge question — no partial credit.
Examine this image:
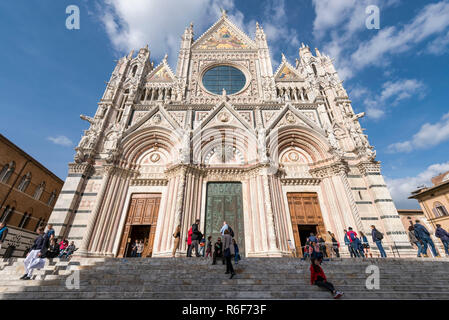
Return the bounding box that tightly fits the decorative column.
[76,165,114,256]
[261,166,282,256]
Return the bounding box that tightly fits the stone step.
[0,290,447,300]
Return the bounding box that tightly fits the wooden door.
[118,193,161,257]
[287,192,325,257]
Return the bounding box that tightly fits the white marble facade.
[49,13,413,257]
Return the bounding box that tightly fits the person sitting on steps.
[310,257,344,299]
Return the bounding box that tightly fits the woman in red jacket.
[310,258,344,299]
[186,227,193,257]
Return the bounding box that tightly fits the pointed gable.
[274,57,303,82]
[192,16,256,50]
[146,60,176,83]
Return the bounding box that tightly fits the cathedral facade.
[49,13,412,258]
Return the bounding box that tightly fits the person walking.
[343,229,355,258]
[310,257,344,299]
[414,220,440,257]
[191,219,202,257]
[328,232,340,258]
[172,225,181,257]
[223,229,236,279]
[0,222,8,252]
[212,237,225,265]
[20,227,49,280]
[435,224,449,256]
[408,225,423,257]
[232,239,241,264]
[371,225,387,258]
[360,231,373,258]
[186,227,193,257]
[205,236,212,258]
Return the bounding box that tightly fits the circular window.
[202,65,246,95]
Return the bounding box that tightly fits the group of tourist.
[343,226,385,258]
[130,240,145,257]
[19,224,78,280]
[407,219,448,257]
[172,220,240,279]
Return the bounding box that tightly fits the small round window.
[202,65,246,95]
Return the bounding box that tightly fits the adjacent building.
[48,13,412,258]
[409,171,449,232]
[0,134,63,257]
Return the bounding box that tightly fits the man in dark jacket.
[414,220,439,257]
[0,222,8,252]
[371,225,387,258]
[435,224,449,255]
[191,219,202,257]
[20,227,49,280]
[212,238,225,265]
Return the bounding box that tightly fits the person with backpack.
[413,220,439,257]
[371,225,387,258]
[317,235,328,258]
[310,257,344,299]
[435,224,449,256]
[346,227,364,257]
[408,225,423,257]
[343,229,356,258]
[199,236,206,257]
[191,219,202,257]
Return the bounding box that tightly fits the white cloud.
[47,136,73,147]
[427,30,449,55]
[387,112,449,153]
[386,161,449,209]
[98,0,300,70]
[351,1,449,72]
[355,78,425,119]
[98,0,245,66]
[312,1,449,80]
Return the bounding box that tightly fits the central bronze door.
[118,193,161,258]
[287,192,325,258]
[205,182,244,255]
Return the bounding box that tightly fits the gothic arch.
[267,126,332,164]
[121,127,182,166]
[191,124,258,165]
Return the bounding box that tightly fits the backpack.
[376,230,383,240]
[349,232,357,241]
[228,226,235,237]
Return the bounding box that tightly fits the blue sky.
[1,0,449,209]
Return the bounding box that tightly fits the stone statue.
[350,127,363,149]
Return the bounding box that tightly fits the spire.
[315,47,321,57]
[127,49,134,59]
[220,8,227,18]
[281,53,286,62]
